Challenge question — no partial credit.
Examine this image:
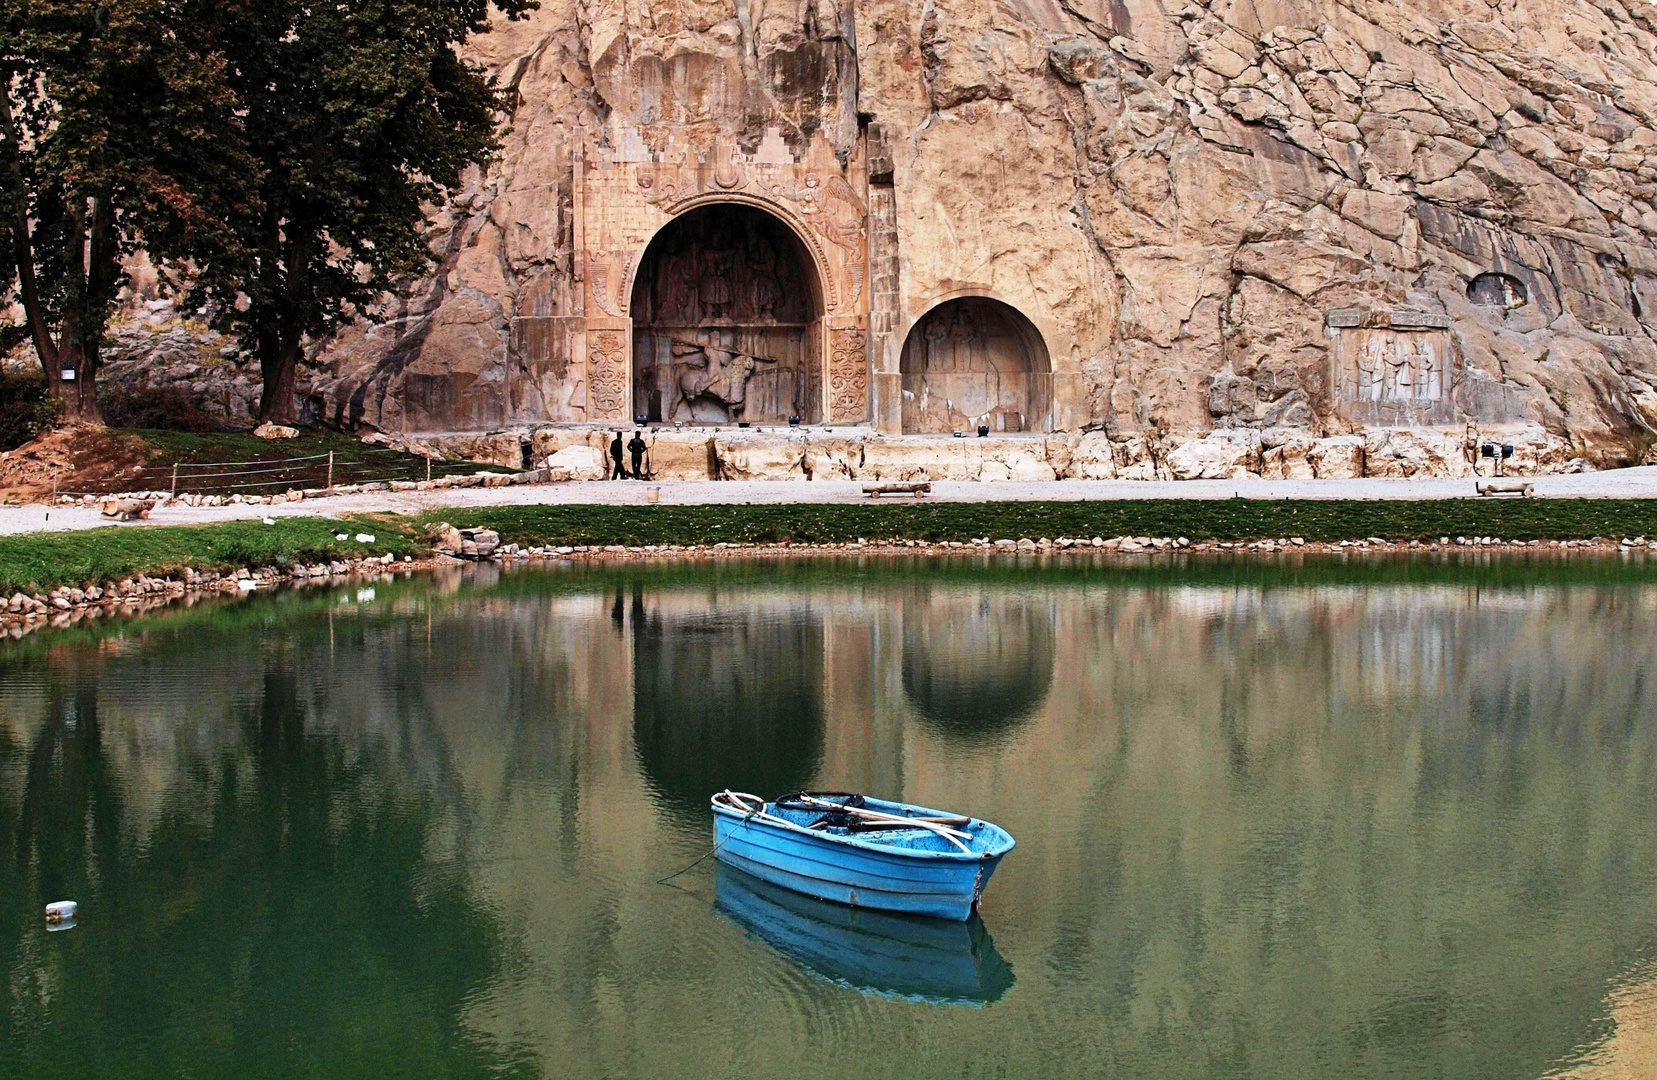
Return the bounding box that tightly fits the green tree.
[0,0,252,423]
[198,0,533,426]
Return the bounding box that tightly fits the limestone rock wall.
[303,0,1657,474]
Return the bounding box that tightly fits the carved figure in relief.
[797,169,867,310]
[658,249,697,324]
[951,309,980,371]
[1415,338,1442,400]
[1343,332,1447,415]
[670,332,779,421]
[1354,338,1385,402]
[701,247,734,319]
[747,244,779,321]
[923,314,950,370]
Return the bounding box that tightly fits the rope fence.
[53,445,506,500]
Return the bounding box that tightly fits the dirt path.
[8,468,1657,536]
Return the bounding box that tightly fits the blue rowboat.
[715,863,1015,1005]
[710,790,1015,921]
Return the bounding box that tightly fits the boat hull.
[712,800,1010,920]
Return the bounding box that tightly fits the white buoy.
[44,900,76,923]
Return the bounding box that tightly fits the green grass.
[420,499,1657,548]
[0,515,420,594]
[8,497,1657,595]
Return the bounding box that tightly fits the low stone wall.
[417,424,1596,482]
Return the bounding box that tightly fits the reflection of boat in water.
[715,863,1015,1006]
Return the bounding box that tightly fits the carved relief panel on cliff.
[1328,310,1459,428]
[580,125,871,425]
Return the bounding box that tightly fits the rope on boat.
[656,790,768,885]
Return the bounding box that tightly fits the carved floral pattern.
[827,329,868,423]
[588,330,629,420]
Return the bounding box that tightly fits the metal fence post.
[327,451,335,489]
[426,453,431,483]
[171,462,179,496]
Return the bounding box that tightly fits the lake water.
[4,556,1657,1078]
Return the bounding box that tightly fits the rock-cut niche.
[1467,272,1528,308]
[900,297,1052,434]
[631,204,825,425]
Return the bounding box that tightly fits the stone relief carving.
[899,298,1050,433]
[1333,329,1456,426]
[828,329,868,423]
[1328,311,1458,427]
[632,205,812,327]
[797,169,867,310]
[587,329,629,421]
[666,333,783,423]
[595,127,865,317]
[582,126,874,426]
[632,203,824,425]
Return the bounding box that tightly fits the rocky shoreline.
[3,532,1651,641]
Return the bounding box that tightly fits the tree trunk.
[48,342,101,424]
[258,231,311,425]
[257,331,301,424]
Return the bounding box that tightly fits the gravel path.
[6,468,1657,536]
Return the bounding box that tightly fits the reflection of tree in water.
[631,591,825,819]
[901,590,1056,748]
[0,666,528,1079]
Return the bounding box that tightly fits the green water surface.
[3,553,1657,1078]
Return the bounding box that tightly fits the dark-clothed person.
[628,431,648,479]
[609,432,627,480]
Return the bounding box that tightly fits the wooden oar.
[792,795,974,851]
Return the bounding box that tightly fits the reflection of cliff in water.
[901,590,1056,747]
[632,593,825,816]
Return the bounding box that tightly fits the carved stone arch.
[898,293,1055,433]
[901,288,1062,373]
[623,192,839,316]
[628,201,834,425]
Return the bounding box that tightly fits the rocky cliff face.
[295,0,1657,475]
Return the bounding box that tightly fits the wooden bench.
[862,482,932,498]
[1476,480,1534,497]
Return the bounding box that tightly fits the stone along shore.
[3,532,1651,641]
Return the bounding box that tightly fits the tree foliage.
[0,0,253,422]
[196,0,535,424]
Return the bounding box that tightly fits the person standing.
[627,430,648,480]
[609,432,627,480]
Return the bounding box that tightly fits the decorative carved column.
[864,124,902,433]
[585,321,632,423]
[826,322,869,424]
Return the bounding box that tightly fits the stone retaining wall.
[419,423,1588,482]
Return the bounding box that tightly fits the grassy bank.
[7,497,1657,594]
[0,515,420,594]
[424,498,1657,548]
